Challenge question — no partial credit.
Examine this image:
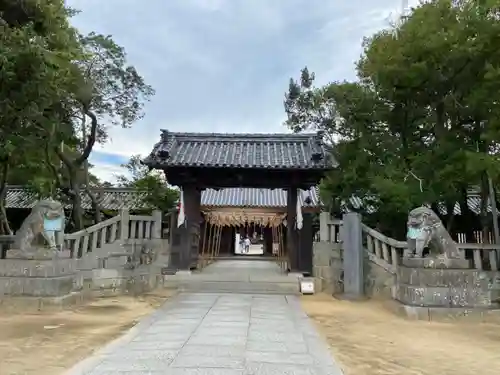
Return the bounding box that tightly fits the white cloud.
[90,162,125,184]
[67,0,421,175]
[95,115,291,159]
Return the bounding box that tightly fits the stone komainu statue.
[13,199,65,256]
[405,206,461,259]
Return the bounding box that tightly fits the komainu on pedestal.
[404,206,466,268]
[395,206,500,315]
[8,199,66,260]
[0,200,77,303]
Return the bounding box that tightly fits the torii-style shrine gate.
[143,130,335,274]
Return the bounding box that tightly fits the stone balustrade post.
[341,212,364,299]
[319,212,329,242]
[152,210,162,239]
[120,209,130,239]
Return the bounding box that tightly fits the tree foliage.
[117,155,179,214]
[0,0,82,233]
[285,0,500,239]
[53,31,155,229]
[0,1,154,233]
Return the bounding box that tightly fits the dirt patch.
[0,289,176,375]
[301,294,500,375]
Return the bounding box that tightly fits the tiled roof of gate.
[6,186,489,214]
[4,186,322,210]
[201,187,321,208]
[5,186,146,210]
[347,194,488,215]
[143,130,336,169]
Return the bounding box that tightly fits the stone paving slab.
[64,292,344,375]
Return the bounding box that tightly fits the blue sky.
[67,0,416,183]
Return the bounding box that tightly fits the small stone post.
[341,212,364,299]
[151,210,166,285]
[152,210,162,239]
[319,212,329,242]
[120,209,130,239]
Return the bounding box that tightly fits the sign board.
[160,267,176,275]
[43,217,64,231]
[300,279,315,295]
[272,243,279,255]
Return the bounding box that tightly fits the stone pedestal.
[0,250,76,297]
[401,257,470,269]
[396,257,498,309]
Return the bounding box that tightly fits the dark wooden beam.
[177,185,202,270]
[162,167,328,189]
[287,187,299,272]
[298,213,313,275]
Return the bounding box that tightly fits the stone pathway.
[65,293,344,375]
[200,259,284,276]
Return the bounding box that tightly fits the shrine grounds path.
[64,292,344,375]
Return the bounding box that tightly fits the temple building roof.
[202,187,320,208]
[143,130,336,170]
[4,186,321,211]
[6,185,489,216]
[5,186,146,210]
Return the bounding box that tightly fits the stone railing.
[64,210,162,259]
[317,211,500,272]
[456,243,499,271]
[362,225,500,272]
[0,210,163,260]
[65,215,121,259]
[317,212,343,243]
[362,224,406,274]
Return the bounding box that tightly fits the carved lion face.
[407,207,439,229]
[37,200,64,220]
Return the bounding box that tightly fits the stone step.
[396,283,498,308]
[397,266,491,287]
[170,273,299,283]
[162,280,301,295]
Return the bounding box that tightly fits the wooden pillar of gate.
[169,209,182,270]
[298,212,313,275]
[287,187,299,272]
[264,226,273,256]
[179,185,202,270]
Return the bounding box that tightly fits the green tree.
[358,0,500,236]
[285,0,500,239]
[0,0,82,233]
[1,2,154,232]
[117,155,179,214]
[52,32,155,229]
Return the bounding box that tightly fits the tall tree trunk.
[69,170,84,231]
[54,148,84,231]
[55,109,99,231]
[81,115,101,224]
[84,185,101,223]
